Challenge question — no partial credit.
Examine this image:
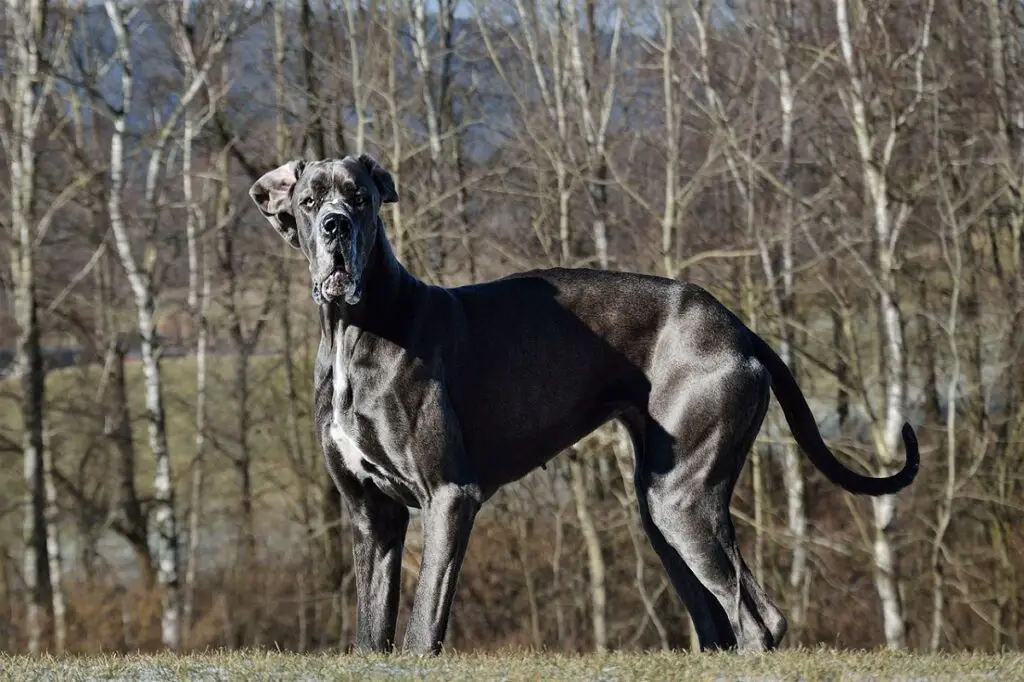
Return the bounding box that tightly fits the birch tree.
[1,0,70,653]
[103,0,181,649]
[765,0,808,633]
[834,0,935,649]
[384,0,408,262]
[179,16,217,639]
[102,0,255,649]
[40,430,65,653]
[928,134,964,653]
[410,0,463,278]
[566,0,621,269]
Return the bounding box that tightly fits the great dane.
[249,154,919,655]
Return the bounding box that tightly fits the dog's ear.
[250,160,306,248]
[358,153,399,204]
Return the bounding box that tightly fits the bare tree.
[180,86,215,649]
[103,0,182,649]
[764,0,808,634]
[1,0,71,653]
[103,0,256,648]
[566,0,621,269]
[928,136,962,653]
[42,429,65,653]
[834,0,935,649]
[409,0,460,278]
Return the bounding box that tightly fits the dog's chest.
[329,344,416,502]
[329,402,402,498]
[328,420,372,480]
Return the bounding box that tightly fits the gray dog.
[249,154,919,655]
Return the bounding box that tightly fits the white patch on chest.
[329,420,370,481]
[331,333,372,481]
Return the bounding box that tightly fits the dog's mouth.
[319,269,362,305]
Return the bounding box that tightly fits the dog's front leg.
[402,486,480,655]
[346,484,410,653]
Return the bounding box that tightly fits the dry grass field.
[1,649,1022,682]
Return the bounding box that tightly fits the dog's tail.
[750,331,919,496]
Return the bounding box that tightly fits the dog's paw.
[312,282,326,305]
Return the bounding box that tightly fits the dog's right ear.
[250,160,306,249]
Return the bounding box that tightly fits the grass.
[0,649,1021,681]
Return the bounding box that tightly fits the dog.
[249,154,919,655]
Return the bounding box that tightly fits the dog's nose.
[321,213,350,238]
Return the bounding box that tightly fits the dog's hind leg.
[643,365,786,652]
[623,413,735,650]
[636,484,737,650]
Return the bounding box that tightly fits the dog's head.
[249,154,398,305]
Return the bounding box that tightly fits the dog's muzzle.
[313,211,364,305]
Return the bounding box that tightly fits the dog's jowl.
[250,154,919,656]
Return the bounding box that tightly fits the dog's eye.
[353,191,368,208]
[301,196,317,210]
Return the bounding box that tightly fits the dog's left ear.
[359,153,399,204]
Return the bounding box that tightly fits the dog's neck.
[320,221,421,344]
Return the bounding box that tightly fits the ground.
[0,650,1021,681]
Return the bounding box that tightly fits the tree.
[833,0,935,649]
[1,0,73,653]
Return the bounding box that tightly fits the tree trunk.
[42,430,66,654]
[659,3,678,279]
[767,0,808,635]
[343,0,367,155]
[569,457,607,652]
[16,263,49,656]
[104,0,181,648]
[235,347,255,563]
[834,0,934,648]
[140,304,182,651]
[301,0,327,159]
[568,0,620,270]
[410,0,448,277]
[182,293,208,636]
[103,336,155,588]
[181,90,211,638]
[385,2,406,263]
[6,0,53,656]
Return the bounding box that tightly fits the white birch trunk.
[835,0,934,649]
[566,0,619,269]
[767,0,808,630]
[182,110,211,637]
[386,3,406,262]
[742,260,765,587]
[6,0,52,654]
[552,1,572,266]
[411,0,446,275]
[658,3,678,278]
[930,161,967,652]
[569,457,607,652]
[104,0,181,649]
[42,430,66,654]
[344,0,367,155]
